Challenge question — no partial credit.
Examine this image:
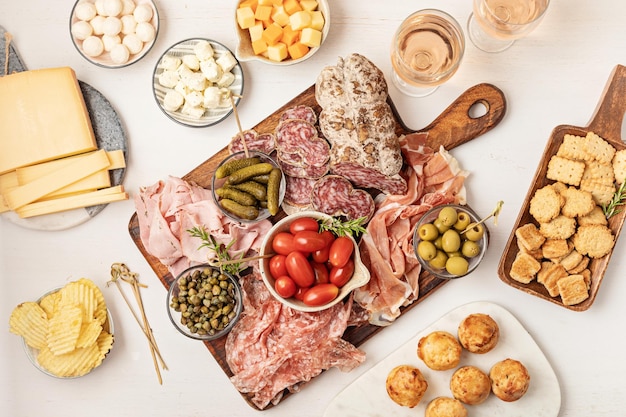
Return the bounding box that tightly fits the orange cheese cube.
[283,0,303,15]
[257,0,274,4]
[288,42,309,60]
[271,0,284,5]
[236,6,256,29]
[267,42,288,61]
[299,0,318,11]
[281,24,300,46]
[254,4,272,21]
[262,23,284,45]
[308,10,325,31]
[300,27,322,47]
[252,38,268,55]
[289,10,311,30]
[239,0,258,11]
[271,5,290,26]
[249,22,264,41]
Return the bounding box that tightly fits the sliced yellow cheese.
[15,186,128,218]
[0,171,19,193]
[0,67,97,174]
[3,149,111,210]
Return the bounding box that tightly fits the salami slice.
[278,158,329,179]
[332,162,408,195]
[279,104,318,125]
[311,175,375,221]
[275,119,330,168]
[284,175,316,207]
[229,130,276,155]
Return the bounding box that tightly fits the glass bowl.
[152,38,244,127]
[234,0,330,66]
[70,0,159,68]
[166,265,243,341]
[413,204,489,279]
[212,150,286,223]
[259,211,370,312]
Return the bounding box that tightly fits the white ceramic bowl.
[70,0,159,68]
[234,0,330,65]
[259,211,370,312]
[152,38,244,127]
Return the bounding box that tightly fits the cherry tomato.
[285,251,315,287]
[302,283,339,306]
[311,261,330,285]
[311,231,335,263]
[293,230,327,252]
[274,275,297,298]
[272,232,295,256]
[329,258,355,287]
[294,286,309,301]
[269,254,288,278]
[329,236,354,268]
[289,217,319,234]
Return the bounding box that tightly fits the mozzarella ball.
[217,71,235,88]
[181,54,200,71]
[102,0,123,16]
[135,21,155,42]
[120,14,137,35]
[216,51,237,72]
[158,69,180,88]
[94,0,106,15]
[122,33,143,54]
[102,16,122,36]
[71,20,93,40]
[133,4,153,23]
[82,35,104,57]
[90,15,106,35]
[120,0,136,15]
[163,90,184,112]
[181,101,205,118]
[110,43,130,64]
[185,91,204,108]
[102,34,121,51]
[193,40,214,60]
[160,55,181,71]
[74,2,97,21]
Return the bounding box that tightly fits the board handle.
[586,64,626,142]
[417,83,507,151]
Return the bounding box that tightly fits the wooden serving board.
[127,82,506,408]
[498,64,626,311]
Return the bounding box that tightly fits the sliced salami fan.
[311,175,375,222]
[332,162,407,195]
[228,130,276,155]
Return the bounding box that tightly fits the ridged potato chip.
[47,304,83,355]
[9,302,48,349]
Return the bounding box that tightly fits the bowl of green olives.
[413,204,488,279]
[212,150,286,223]
[167,264,243,341]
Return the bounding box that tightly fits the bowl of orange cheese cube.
[235,0,329,65]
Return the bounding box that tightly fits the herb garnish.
[187,226,245,276]
[602,179,626,219]
[319,216,368,238]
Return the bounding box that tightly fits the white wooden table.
[2,1,625,416]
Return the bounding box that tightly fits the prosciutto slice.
[353,133,469,326]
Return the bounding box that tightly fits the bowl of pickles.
[413,204,489,279]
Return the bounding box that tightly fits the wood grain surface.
[497,64,626,311]
[127,82,506,409]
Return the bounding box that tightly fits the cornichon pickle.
[226,162,274,185]
[215,156,260,179]
[215,186,257,206]
[251,174,270,184]
[220,198,259,220]
[231,181,267,201]
[266,168,282,216]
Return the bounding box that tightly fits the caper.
[446,256,469,275]
[417,241,437,261]
[418,223,439,241]
[437,206,458,227]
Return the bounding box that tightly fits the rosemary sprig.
[602,179,626,219]
[319,216,368,237]
[187,226,245,276]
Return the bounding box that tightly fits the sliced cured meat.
[275,118,330,168]
[226,274,366,410]
[331,162,407,195]
[278,158,329,179]
[279,104,318,125]
[284,175,316,207]
[228,129,276,155]
[311,175,375,221]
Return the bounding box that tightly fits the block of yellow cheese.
[0,67,97,174]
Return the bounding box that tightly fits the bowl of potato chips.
[9,278,114,378]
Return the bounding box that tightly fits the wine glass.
[468,0,550,53]
[390,9,465,97]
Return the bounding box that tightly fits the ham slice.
[353,133,469,325]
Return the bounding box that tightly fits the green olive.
[418,223,439,241]
[441,229,461,253]
[428,250,448,270]
[433,218,451,234]
[462,240,481,258]
[417,241,437,261]
[433,235,443,250]
[453,212,471,231]
[446,251,463,258]
[446,256,469,276]
[465,223,485,241]
[437,206,458,227]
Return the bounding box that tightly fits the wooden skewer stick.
[4,32,13,76]
[460,200,504,235]
[229,93,249,158]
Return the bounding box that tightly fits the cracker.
[572,224,614,258]
[536,261,568,297]
[539,215,577,240]
[612,149,626,184]
[557,134,587,161]
[541,238,571,259]
[510,252,541,284]
[577,206,607,226]
[583,131,616,164]
[559,186,595,218]
[529,185,562,223]
[558,249,583,271]
[546,155,585,186]
[568,255,590,275]
[557,274,590,306]
[550,181,568,194]
[515,223,546,251]
[581,268,592,289]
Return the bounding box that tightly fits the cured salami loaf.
[315,54,405,194]
[311,175,375,221]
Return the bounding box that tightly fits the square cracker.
[558,274,590,306]
[510,252,541,284]
[557,134,587,161]
[541,238,571,259]
[515,223,546,251]
[583,132,616,164]
[613,149,626,184]
[546,155,585,186]
[537,261,569,297]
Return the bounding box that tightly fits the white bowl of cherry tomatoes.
[259,211,370,312]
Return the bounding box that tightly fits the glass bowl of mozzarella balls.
[70,0,159,68]
[413,204,489,279]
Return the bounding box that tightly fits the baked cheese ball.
[457,313,500,354]
[385,364,428,408]
[450,365,491,405]
[425,396,467,417]
[417,331,462,371]
[489,358,530,402]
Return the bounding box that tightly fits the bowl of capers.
[413,204,489,279]
[167,264,243,341]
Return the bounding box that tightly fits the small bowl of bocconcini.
[211,150,286,223]
[234,0,330,65]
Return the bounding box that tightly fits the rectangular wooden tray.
[127,82,506,409]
